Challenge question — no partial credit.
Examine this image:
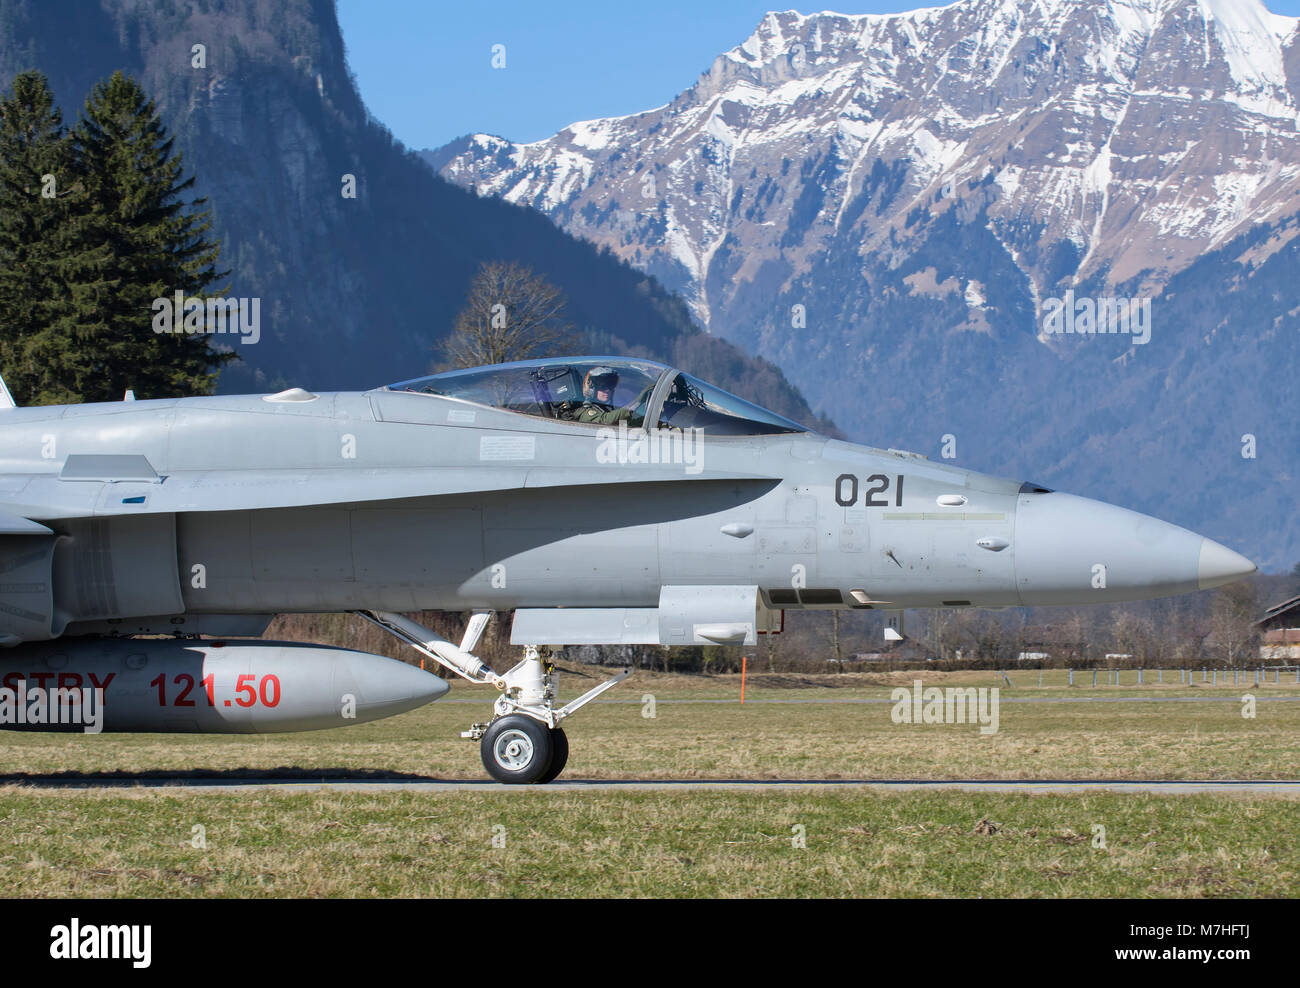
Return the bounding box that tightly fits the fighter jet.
[0,356,1255,782]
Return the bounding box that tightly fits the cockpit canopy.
[386,356,808,436]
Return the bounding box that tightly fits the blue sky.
[337,0,1300,152]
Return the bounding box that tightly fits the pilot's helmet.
[583,366,619,401]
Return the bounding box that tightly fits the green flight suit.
[573,402,633,425]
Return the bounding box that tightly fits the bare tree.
[1109,608,1156,666]
[440,261,572,369]
[1063,610,1090,667]
[927,608,950,662]
[1210,580,1260,666]
[828,610,844,671]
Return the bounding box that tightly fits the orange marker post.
[741,655,747,705]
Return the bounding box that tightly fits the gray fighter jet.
[0,356,1255,782]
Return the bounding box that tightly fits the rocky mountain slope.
[436,0,1300,569]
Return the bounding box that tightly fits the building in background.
[1257,597,1300,661]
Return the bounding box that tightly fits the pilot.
[572,366,634,424]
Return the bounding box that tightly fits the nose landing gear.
[465,644,625,784]
[358,611,627,784]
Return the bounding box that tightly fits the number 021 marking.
[835,473,903,507]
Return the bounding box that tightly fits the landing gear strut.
[357,611,627,784]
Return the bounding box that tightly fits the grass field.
[3,667,1298,897]
[3,667,1298,781]
[1,789,1294,897]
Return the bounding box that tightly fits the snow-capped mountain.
[439,0,1300,321]
[432,0,1300,571]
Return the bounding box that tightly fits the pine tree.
[0,70,89,404]
[0,71,234,405]
[68,71,234,402]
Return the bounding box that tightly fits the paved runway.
[14,776,1300,795]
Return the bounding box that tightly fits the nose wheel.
[481,715,553,784]
[480,716,569,785]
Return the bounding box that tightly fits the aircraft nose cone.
[1197,538,1256,591]
[1014,492,1253,605]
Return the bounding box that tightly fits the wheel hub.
[493,729,535,770]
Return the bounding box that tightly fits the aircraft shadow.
[0,767,441,788]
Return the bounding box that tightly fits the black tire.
[480,715,554,784]
[537,728,569,784]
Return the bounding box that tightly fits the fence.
[1015,666,1300,688]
